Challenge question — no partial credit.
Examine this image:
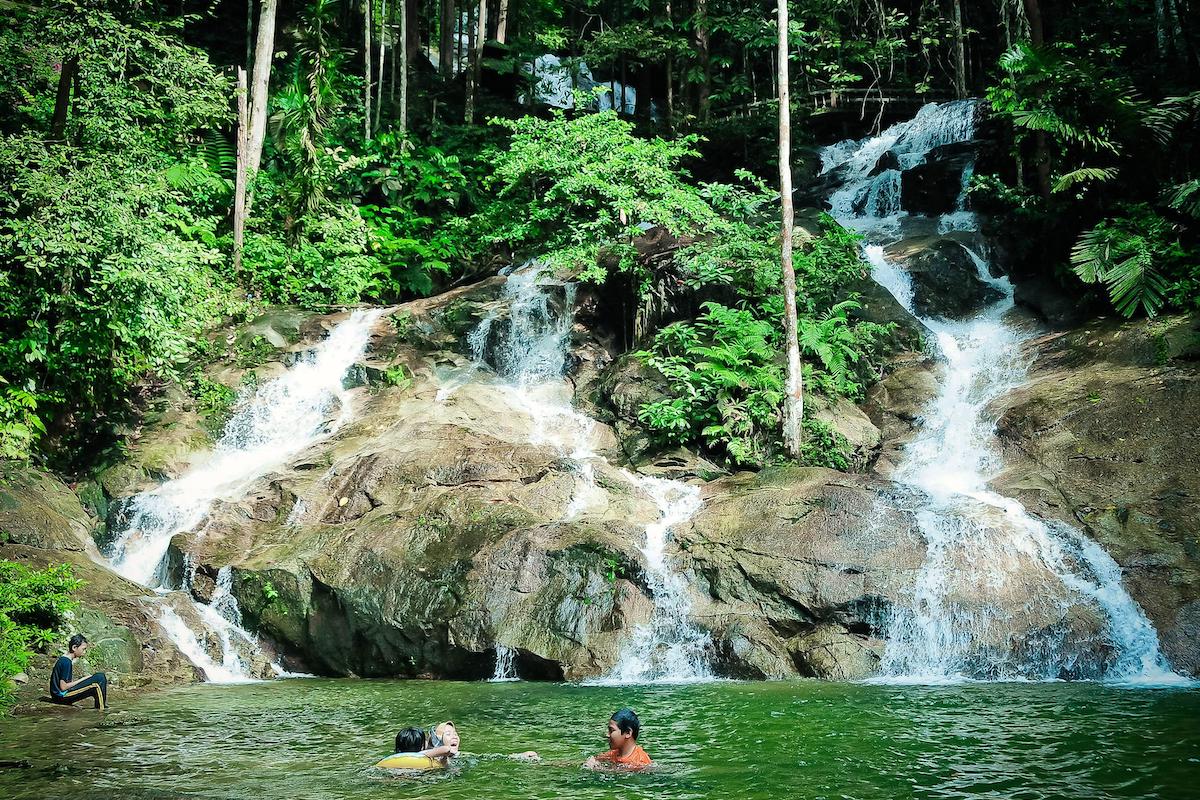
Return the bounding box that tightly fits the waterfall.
[491,645,518,682]
[822,102,1184,684]
[601,475,712,684]
[471,264,713,682]
[105,310,380,682]
[469,263,604,519]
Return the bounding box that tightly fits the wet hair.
[68,634,88,652]
[428,721,456,747]
[611,708,640,740]
[394,727,426,754]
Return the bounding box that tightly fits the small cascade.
[491,645,519,682]
[469,263,604,520]
[104,311,381,680]
[601,475,711,684]
[822,102,1184,683]
[472,264,714,682]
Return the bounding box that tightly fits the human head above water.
[394,726,426,754]
[68,633,88,656]
[609,708,640,741]
[432,721,458,749]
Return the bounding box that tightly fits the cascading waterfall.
[822,102,1184,684]
[601,475,712,683]
[470,264,712,682]
[491,645,518,682]
[469,263,604,520]
[105,310,380,681]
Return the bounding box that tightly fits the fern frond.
[1052,166,1118,193]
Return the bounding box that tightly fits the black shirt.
[49,655,72,698]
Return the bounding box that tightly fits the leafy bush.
[0,561,82,706]
[472,110,719,279]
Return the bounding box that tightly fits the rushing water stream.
[821,102,1183,683]
[103,311,380,681]
[470,262,712,683]
[2,679,1196,800]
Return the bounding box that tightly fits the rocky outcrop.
[886,236,1003,319]
[991,313,1200,675]
[900,141,974,216]
[0,465,199,703]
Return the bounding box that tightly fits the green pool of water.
[1,679,1196,799]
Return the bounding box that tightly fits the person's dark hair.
[394,727,426,753]
[611,708,640,740]
[68,634,88,652]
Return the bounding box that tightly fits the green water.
[1,679,1196,799]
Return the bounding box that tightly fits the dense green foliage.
[636,215,894,468]
[0,561,81,706]
[1,0,1197,465]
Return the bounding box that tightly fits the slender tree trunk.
[497,0,509,43]
[952,0,967,98]
[401,0,409,132]
[439,0,454,75]
[376,0,387,133]
[1021,0,1051,200]
[695,0,711,121]
[389,0,397,106]
[246,0,254,73]
[364,0,373,142]
[465,0,487,122]
[777,0,802,456]
[233,67,250,274]
[245,0,278,216]
[50,55,78,141]
[665,0,674,128]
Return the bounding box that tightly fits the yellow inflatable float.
[375,753,444,771]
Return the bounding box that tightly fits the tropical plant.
[0,561,82,707]
[1070,205,1190,317]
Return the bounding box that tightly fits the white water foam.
[471,264,714,682]
[491,645,519,682]
[595,474,712,684]
[106,311,380,681]
[823,101,1185,684]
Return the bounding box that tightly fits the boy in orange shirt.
[583,708,653,770]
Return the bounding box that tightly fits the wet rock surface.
[990,313,1200,675]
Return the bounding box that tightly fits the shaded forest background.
[1,0,1198,470]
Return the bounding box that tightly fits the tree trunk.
[364,0,373,142]
[375,0,387,133]
[233,67,250,274]
[245,0,278,216]
[777,0,802,456]
[465,0,487,122]
[400,0,409,132]
[439,0,454,75]
[952,0,967,98]
[497,0,509,43]
[695,0,711,121]
[50,55,78,142]
[1021,0,1051,200]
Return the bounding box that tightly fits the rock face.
[886,236,1003,319]
[900,141,975,216]
[990,313,1200,675]
[0,465,199,702]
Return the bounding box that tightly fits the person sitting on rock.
[582,708,653,770]
[50,634,108,710]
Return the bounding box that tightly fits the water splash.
[823,102,1183,683]
[105,311,380,680]
[469,263,604,519]
[472,264,714,681]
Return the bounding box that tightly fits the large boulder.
[886,236,1004,319]
[990,313,1200,675]
[900,141,975,216]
